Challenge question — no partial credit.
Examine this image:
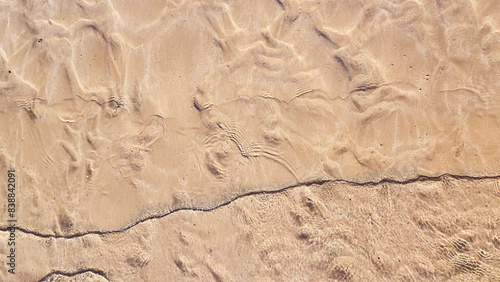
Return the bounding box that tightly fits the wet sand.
[0,0,500,280]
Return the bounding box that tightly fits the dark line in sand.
[275,0,285,10]
[314,27,340,49]
[1,173,499,239]
[334,55,352,80]
[37,269,109,282]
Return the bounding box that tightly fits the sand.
[0,0,499,281]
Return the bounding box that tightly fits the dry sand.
[0,0,499,281]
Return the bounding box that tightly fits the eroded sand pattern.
[0,0,499,280]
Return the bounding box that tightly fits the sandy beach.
[0,0,500,280]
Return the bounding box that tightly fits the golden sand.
[0,0,499,280]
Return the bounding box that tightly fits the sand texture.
[0,0,500,281]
